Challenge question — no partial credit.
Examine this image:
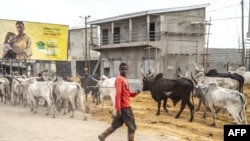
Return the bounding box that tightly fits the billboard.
[0,19,68,61]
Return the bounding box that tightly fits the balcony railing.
[91,31,161,46]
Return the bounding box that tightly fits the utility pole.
[84,16,88,74]
[248,0,250,38]
[241,0,245,66]
[247,0,250,70]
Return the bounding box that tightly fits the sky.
[0,0,249,49]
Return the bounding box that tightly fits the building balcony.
[91,31,161,50]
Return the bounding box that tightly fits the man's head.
[119,63,128,77]
[16,21,25,34]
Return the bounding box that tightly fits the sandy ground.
[91,87,250,141]
[0,101,182,141]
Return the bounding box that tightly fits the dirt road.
[0,102,183,141]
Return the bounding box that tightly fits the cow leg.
[29,96,35,113]
[70,99,76,118]
[94,92,99,105]
[55,98,61,113]
[175,101,186,119]
[163,98,171,114]
[63,100,67,115]
[156,100,162,116]
[196,98,202,112]
[227,107,243,124]
[46,102,51,116]
[34,98,39,114]
[3,93,6,104]
[85,94,88,103]
[91,92,95,104]
[68,100,72,113]
[17,94,21,105]
[44,98,51,116]
[23,94,28,108]
[46,96,55,118]
[13,94,17,105]
[101,95,104,111]
[209,106,216,126]
[202,106,208,119]
[186,100,194,122]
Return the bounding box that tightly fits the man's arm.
[115,78,122,112]
[24,36,32,57]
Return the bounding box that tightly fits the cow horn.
[51,73,57,82]
[90,76,99,82]
[150,62,158,74]
[140,64,147,78]
[194,63,202,73]
[177,67,188,78]
[147,62,158,78]
[42,73,48,81]
[191,72,198,85]
[185,70,188,78]
[13,77,21,83]
[77,73,82,78]
[177,67,184,78]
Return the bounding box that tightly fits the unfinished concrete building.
[89,4,210,78]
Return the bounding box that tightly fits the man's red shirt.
[115,75,135,111]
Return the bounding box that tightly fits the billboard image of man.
[14,21,32,59]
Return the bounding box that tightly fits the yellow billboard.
[0,19,68,61]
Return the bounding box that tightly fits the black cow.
[78,74,100,105]
[141,70,194,122]
[204,69,244,93]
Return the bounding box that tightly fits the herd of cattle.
[0,63,249,126]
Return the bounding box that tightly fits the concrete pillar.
[129,18,132,42]
[247,1,250,37]
[111,22,114,45]
[146,15,150,41]
[71,59,76,77]
[50,61,56,72]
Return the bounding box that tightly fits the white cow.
[228,66,250,85]
[92,75,116,117]
[193,72,239,111]
[54,77,88,120]
[191,75,247,126]
[11,76,26,105]
[0,76,11,104]
[18,77,56,118]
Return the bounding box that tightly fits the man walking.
[98,62,140,141]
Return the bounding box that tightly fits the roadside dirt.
[90,87,250,141]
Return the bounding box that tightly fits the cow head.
[140,64,164,91]
[194,63,204,74]
[177,67,188,78]
[41,70,57,81]
[191,72,217,97]
[141,64,154,91]
[78,74,100,94]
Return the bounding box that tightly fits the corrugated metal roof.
[88,3,210,25]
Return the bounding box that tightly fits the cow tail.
[191,88,194,111]
[76,84,88,120]
[189,79,195,111]
[47,83,55,117]
[240,93,247,124]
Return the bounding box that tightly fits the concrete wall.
[69,27,100,76]
[69,27,99,60]
[206,48,242,73]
